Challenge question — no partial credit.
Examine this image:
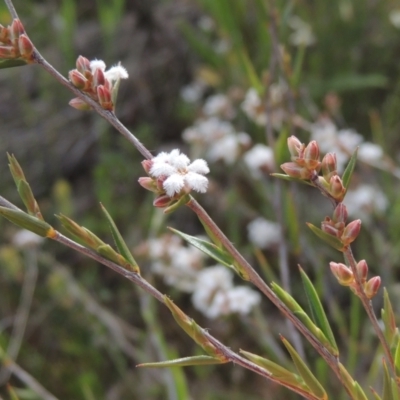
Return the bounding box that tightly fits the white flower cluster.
[192,265,261,319]
[247,217,281,249]
[89,59,129,82]
[146,235,261,318]
[150,149,209,197]
[310,118,384,172]
[287,15,316,47]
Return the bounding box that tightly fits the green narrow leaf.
[342,148,358,190]
[352,382,369,400]
[370,387,383,400]
[299,267,338,354]
[270,173,314,186]
[382,359,394,400]
[0,59,27,69]
[394,339,400,378]
[306,223,344,251]
[0,206,54,237]
[382,288,397,347]
[281,337,327,399]
[17,180,42,218]
[137,355,224,368]
[100,203,139,270]
[284,192,300,254]
[168,227,234,267]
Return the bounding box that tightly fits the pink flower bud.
[287,136,303,159]
[76,55,91,74]
[280,162,311,179]
[332,203,348,224]
[330,262,354,286]
[10,19,24,42]
[341,219,361,246]
[304,141,320,170]
[93,67,105,87]
[69,70,89,89]
[69,97,91,111]
[329,175,346,202]
[321,153,337,181]
[321,221,340,237]
[364,276,381,299]
[97,85,113,110]
[0,45,18,59]
[356,259,368,284]
[138,177,158,193]
[153,194,172,208]
[18,34,34,60]
[0,25,10,43]
[141,160,153,174]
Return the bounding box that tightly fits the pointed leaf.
[100,203,139,272]
[299,267,338,354]
[96,244,136,271]
[270,173,314,186]
[137,355,225,368]
[7,153,27,185]
[306,223,344,251]
[168,227,234,267]
[281,337,327,399]
[0,206,54,237]
[382,359,394,400]
[382,288,397,347]
[352,382,369,400]
[394,339,400,379]
[0,59,27,69]
[342,147,358,190]
[370,387,383,400]
[17,180,42,218]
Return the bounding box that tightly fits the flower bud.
[69,70,89,89]
[304,140,320,170]
[329,175,346,202]
[0,45,18,59]
[330,262,354,286]
[153,194,172,208]
[287,136,303,159]
[138,177,158,193]
[141,160,153,174]
[10,19,24,42]
[69,97,91,111]
[356,259,368,284]
[97,85,113,110]
[280,162,311,179]
[321,153,337,181]
[93,67,105,87]
[76,55,91,74]
[364,276,381,299]
[18,34,34,60]
[0,25,10,43]
[341,219,361,246]
[321,220,340,237]
[332,203,348,224]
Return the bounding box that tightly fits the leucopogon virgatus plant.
[1,2,400,400]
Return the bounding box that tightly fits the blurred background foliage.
[1,0,400,399]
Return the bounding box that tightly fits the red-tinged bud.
[304,141,320,170]
[341,219,361,246]
[0,45,18,59]
[332,203,348,224]
[364,276,381,299]
[356,259,368,284]
[138,177,158,193]
[97,85,113,110]
[0,25,10,43]
[321,221,340,237]
[69,70,89,89]
[93,67,105,87]
[330,262,354,286]
[287,136,304,159]
[322,153,337,181]
[69,97,91,111]
[141,160,153,174]
[280,162,311,179]
[10,19,24,41]
[76,55,91,74]
[153,194,172,208]
[329,175,346,202]
[18,34,34,60]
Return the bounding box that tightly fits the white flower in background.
[203,94,236,119]
[345,184,388,222]
[241,88,266,126]
[247,217,281,249]
[288,15,316,47]
[13,229,44,248]
[150,149,209,197]
[213,38,231,54]
[358,142,384,163]
[192,265,260,319]
[148,235,205,292]
[389,9,400,29]
[180,79,207,104]
[197,16,215,32]
[183,117,251,165]
[243,144,275,178]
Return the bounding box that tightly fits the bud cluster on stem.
[0,19,34,62]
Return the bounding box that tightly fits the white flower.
[288,16,316,47]
[241,88,266,126]
[207,132,251,165]
[104,65,129,81]
[13,229,44,248]
[202,94,236,119]
[345,184,388,221]
[150,149,209,197]
[90,59,106,72]
[389,9,400,29]
[180,80,207,104]
[243,144,275,178]
[358,142,383,163]
[192,265,260,318]
[247,217,281,249]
